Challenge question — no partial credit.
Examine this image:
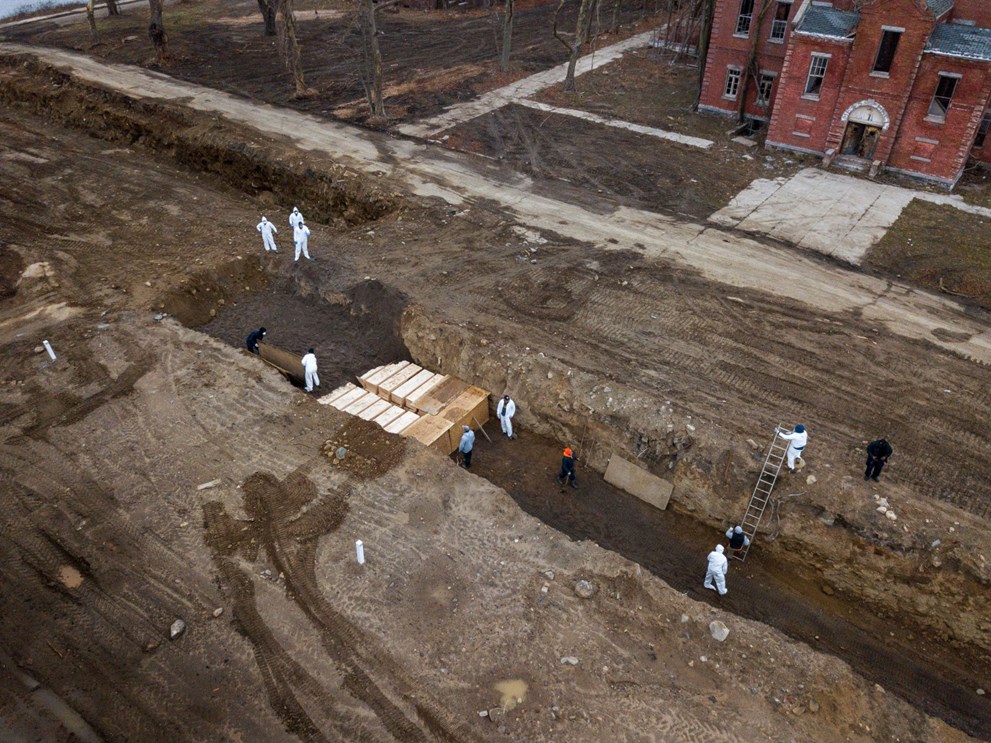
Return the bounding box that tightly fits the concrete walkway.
[4,43,989,364]
[711,168,991,265]
[396,30,657,139]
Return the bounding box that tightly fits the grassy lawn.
[867,199,991,310]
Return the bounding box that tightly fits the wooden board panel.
[358,365,384,391]
[373,405,406,428]
[604,454,672,510]
[331,387,368,411]
[402,414,457,453]
[385,411,421,434]
[319,383,356,406]
[440,386,490,431]
[258,342,305,382]
[391,369,436,406]
[344,391,381,416]
[378,364,423,398]
[414,377,468,415]
[358,398,392,421]
[365,361,409,393]
[406,374,447,410]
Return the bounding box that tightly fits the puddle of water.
[494,679,527,711]
[58,565,83,588]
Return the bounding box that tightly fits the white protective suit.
[496,396,516,438]
[301,351,320,392]
[293,222,311,261]
[776,426,808,470]
[256,217,278,252]
[704,544,728,595]
[289,207,304,229]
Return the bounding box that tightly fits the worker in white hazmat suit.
[301,348,320,392]
[496,394,516,439]
[293,220,312,262]
[775,423,807,472]
[704,544,728,595]
[289,207,304,229]
[256,217,278,252]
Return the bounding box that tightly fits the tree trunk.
[277,0,308,97]
[499,0,514,73]
[737,0,771,122]
[257,0,276,35]
[691,0,714,110]
[105,0,120,15]
[86,0,97,36]
[610,0,620,34]
[361,0,385,115]
[563,0,596,90]
[147,0,168,64]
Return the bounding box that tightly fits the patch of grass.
[867,199,991,309]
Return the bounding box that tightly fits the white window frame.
[803,53,830,99]
[723,67,742,99]
[926,72,961,121]
[769,0,792,42]
[756,72,776,107]
[735,0,755,36]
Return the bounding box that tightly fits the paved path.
[711,168,991,265]
[4,43,990,363]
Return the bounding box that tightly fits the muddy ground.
[1,41,991,741]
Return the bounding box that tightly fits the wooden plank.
[385,410,420,434]
[415,377,468,415]
[406,374,448,410]
[344,391,381,416]
[391,369,436,406]
[365,361,410,393]
[402,414,457,453]
[319,383,356,406]
[378,364,423,398]
[358,398,392,421]
[441,386,490,431]
[373,405,406,428]
[604,454,673,510]
[358,365,384,391]
[331,387,368,411]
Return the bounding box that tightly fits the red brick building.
[698,0,991,187]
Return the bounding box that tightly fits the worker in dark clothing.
[865,439,893,481]
[246,327,267,354]
[558,447,577,489]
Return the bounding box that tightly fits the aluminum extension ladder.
[732,426,789,561]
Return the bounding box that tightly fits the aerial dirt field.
[1,3,991,741]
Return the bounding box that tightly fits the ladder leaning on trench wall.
[733,426,789,562]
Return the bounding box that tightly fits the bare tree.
[106,0,120,15]
[257,0,277,35]
[554,0,598,91]
[276,0,309,97]
[499,0,515,72]
[359,0,384,115]
[86,0,98,36]
[736,0,772,122]
[148,0,168,63]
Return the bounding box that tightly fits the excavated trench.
[177,273,989,739]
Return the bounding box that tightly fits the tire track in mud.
[204,472,470,742]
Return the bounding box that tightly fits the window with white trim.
[735,0,755,36]
[804,54,829,97]
[770,1,791,41]
[756,73,775,106]
[872,29,902,74]
[927,73,959,119]
[724,68,742,99]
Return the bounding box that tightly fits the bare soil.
[1,13,991,743]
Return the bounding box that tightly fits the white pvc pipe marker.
[42,340,56,361]
[355,540,365,565]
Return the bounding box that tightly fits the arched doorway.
[840,102,888,160]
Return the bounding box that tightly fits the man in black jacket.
[246,327,267,354]
[865,439,893,481]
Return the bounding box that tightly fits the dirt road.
[4,42,988,366]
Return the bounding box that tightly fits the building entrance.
[841,122,881,159]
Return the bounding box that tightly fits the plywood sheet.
[358,398,392,421]
[358,365,384,391]
[331,387,368,411]
[385,410,421,434]
[258,342,305,382]
[415,377,468,415]
[373,405,406,428]
[378,364,423,398]
[603,454,673,511]
[392,370,437,406]
[364,361,410,393]
[319,383,356,406]
[406,374,448,410]
[441,386,490,431]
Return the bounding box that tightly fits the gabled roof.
[794,5,859,40]
[926,0,953,19]
[926,23,991,61]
